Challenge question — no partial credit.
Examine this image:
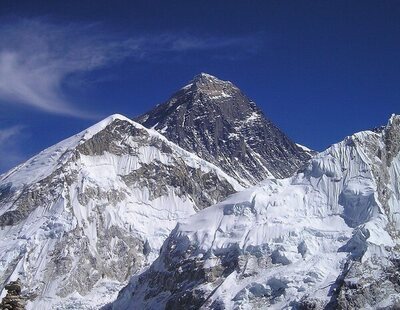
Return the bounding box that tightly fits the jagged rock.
[332,257,400,309]
[0,279,25,310]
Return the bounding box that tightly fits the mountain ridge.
[0,113,243,309]
[111,114,400,310]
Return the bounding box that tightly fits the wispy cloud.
[136,33,261,53]
[0,18,261,118]
[0,19,132,118]
[0,126,21,143]
[0,125,26,173]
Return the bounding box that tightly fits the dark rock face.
[117,232,221,310]
[77,119,237,211]
[121,160,235,210]
[136,73,311,185]
[0,279,25,310]
[0,169,66,227]
[332,257,400,309]
[76,119,149,157]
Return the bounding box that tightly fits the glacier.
[111,115,400,309]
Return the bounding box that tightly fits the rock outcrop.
[0,280,25,310]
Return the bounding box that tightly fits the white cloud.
[0,20,129,118]
[0,18,261,118]
[0,126,26,173]
[0,126,20,143]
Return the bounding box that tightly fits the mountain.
[0,114,243,309]
[111,115,400,309]
[135,73,311,186]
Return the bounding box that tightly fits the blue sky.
[0,0,399,172]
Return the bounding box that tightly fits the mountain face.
[136,73,311,185]
[112,115,400,310]
[0,115,242,309]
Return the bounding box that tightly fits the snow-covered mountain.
[0,114,243,309]
[112,115,400,309]
[136,73,311,186]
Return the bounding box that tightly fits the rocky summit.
[136,73,311,186]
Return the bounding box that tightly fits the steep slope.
[112,115,400,309]
[0,114,243,309]
[136,73,311,185]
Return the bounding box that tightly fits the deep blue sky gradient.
[0,0,399,172]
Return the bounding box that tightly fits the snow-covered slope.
[111,115,400,309]
[136,73,311,186]
[0,114,243,309]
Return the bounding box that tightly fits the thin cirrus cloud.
[0,125,26,172]
[0,18,261,119]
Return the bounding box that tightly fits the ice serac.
[135,73,311,186]
[0,114,242,309]
[112,115,400,310]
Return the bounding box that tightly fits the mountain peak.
[192,72,219,81]
[388,113,400,126]
[180,73,238,101]
[181,73,236,95]
[135,74,311,184]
